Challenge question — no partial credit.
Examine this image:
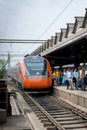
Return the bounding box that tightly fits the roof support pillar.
[73,46,80,68]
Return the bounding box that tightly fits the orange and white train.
[7,55,53,92]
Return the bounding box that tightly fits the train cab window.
[24,57,47,76]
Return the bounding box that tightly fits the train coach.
[7,55,53,92]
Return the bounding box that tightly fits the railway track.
[8,81,87,130]
[30,94,87,130]
[18,90,87,130]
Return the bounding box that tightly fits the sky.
[0,0,87,66]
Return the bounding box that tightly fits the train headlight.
[36,72,40,75]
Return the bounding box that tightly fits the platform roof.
[30,8,87,67]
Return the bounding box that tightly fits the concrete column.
[73,46,79,68]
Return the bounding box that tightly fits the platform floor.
[54,85,87,97]
[0,115,31,130]
[54,85,87,112]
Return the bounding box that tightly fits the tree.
[0,59,6,79]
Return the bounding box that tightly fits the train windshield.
[24,57,47,76]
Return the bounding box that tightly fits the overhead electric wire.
[38,0,74,39]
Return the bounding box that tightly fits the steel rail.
[25,93,65,130]
[8,81,87,130]
[52,95,87,120]
[12,85,64,130]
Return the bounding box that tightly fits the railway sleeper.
[50,111,72,115]
[63,123,87,129]
[47,109,68,113]
[43,122,53,127]
[34,111,43,114]
[41,119,58,130]
[33,108,40,111]
[34,110,41,112]
[32,107,39,110]
[60,119,87,125]
[38,116,46,119]
[45,126,57,130]
[56,116,81,121]
[41,118,50,123]
[51,113,76,118]
[36,113,45,116]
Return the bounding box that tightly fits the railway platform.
[0,98,31,130]
[54,85,87,113]
[0,82,47,130]
[0,115,31,130]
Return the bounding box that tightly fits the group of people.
[52,66,87,91]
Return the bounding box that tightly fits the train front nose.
[24,78,52,89]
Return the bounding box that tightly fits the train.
[7,55,53,92]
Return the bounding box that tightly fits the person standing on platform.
[64,69,69,89]
[52,70,57,86]
[55,68,61,86]
[73,68,79,90]
[66,68,73,89]
[62,69,67,85]
[79,66,86,91]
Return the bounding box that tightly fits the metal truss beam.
[0,53,24,57]
[0,39,46,44]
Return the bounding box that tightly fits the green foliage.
[0,59,6,79]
